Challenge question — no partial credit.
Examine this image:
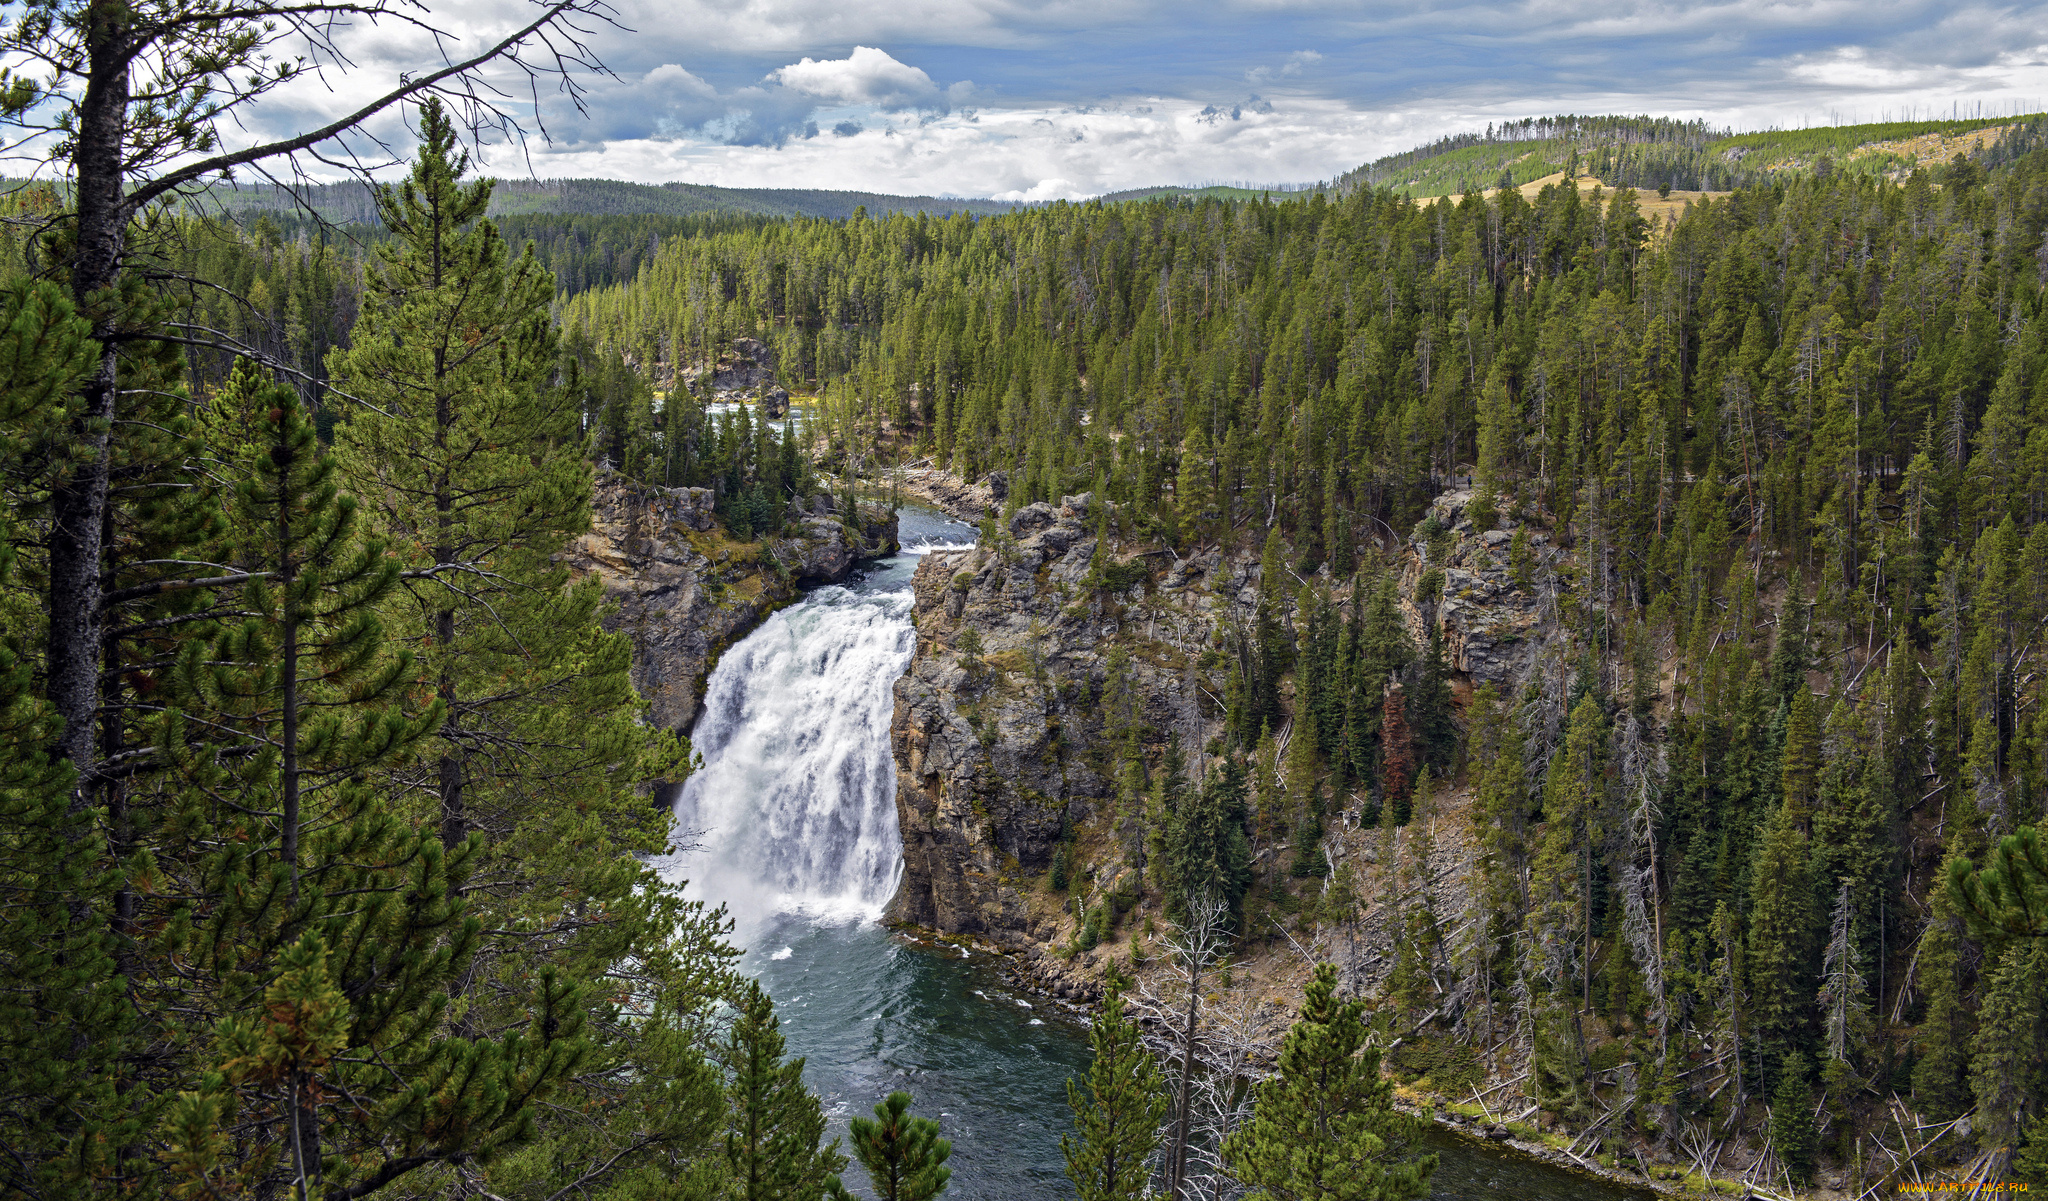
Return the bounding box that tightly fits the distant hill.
[184,176,1022,223]
[1090,183,1332,204]
[1336,112,2048,199]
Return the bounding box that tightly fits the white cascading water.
[658,539,970,938]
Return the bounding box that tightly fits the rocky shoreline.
[891,465,999,524]
[903,927,1699,1201]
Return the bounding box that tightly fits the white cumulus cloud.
[771,46,943,109]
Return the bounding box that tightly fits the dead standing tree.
[1130,891,1233,1201]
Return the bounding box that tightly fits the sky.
[218,0,2048,199]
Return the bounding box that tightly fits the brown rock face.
[887,494,1231,939]
[560,472,899,733]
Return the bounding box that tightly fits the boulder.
[1008,502,1056,537]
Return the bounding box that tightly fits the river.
[657,504,1653,1200]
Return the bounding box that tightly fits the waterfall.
[659,583,918,933]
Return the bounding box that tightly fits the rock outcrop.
[888,493,1235,938]
[885,478,1563,965]
[894,466,999,523]
[1400,489,1560,687]
[677,336,790,414]
[560,472,899,732]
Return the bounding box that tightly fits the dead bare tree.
[1180,990,1271,1201]
[1130,891,1232,1201]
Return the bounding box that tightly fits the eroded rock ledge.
[887,492,1232,938]
[560,471,898,732]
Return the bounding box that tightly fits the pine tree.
[1223,963,1436,1201]
[1778,684,1819,831]
[1745,797,1813,1052]
[1250,529,1291,736]
[1530,693,1604,1016]
[328,97,611,853]
[1949,825,2048,940]
[1063,968,1169,1201]
[0,279,128,1197]
[1968,937,2048,1157]
[1409,624,1458,773]
[2018,1113,2048,1187]
[1155,755,1254,925]
[1287,710,1326,878]
[849,1091,952,1201]
[1471,359,1514,530]
[1913,847,1977,1122]
[1769,1051,1816,1188]
[724,980,846,1201]
[323,102,716,1198]
[159,365,586,1198]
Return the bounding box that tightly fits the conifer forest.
[553,134,2048,1193]
[3,0,2048,1193]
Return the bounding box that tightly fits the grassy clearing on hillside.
[1367,113,2044,200]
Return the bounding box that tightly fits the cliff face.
[887,494,1237,939]
[885,483,1564,969]
[1399,488,1558,687]
[561,471,898,733]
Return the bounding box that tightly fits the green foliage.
[1079,903,1108,951]
[1336,112,2038,198]
[1223,963,1436,1201]
[723,981,847,1201]
[1968,938,2048,1157]
[849,1091,953,1201]
[1768,1052,1816,1188]
[1949,826,2048,941]
[1149,748,1254,928]
[1063,969,1169,1201]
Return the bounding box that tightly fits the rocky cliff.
[887,493,1241,939]
[561,471,898,733]
[1399,488,1558,687]
[884,480,1567,1002]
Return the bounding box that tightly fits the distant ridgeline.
[181,176,1023,223]
[1339,111,2048,197]
[120,177,1024,294]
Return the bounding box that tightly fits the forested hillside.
[179,175,1022,224]
[560,143,2048,1188]
[0,103,858,1199]
[1337,111,2048,197]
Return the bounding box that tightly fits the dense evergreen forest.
[558,140,2048,1188]
[9,1,2048,1184]
[0,101,908,1199]
[0,97,1432,1196]
[1338,112,2048,197]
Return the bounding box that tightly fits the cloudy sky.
[257,0,2048,200]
